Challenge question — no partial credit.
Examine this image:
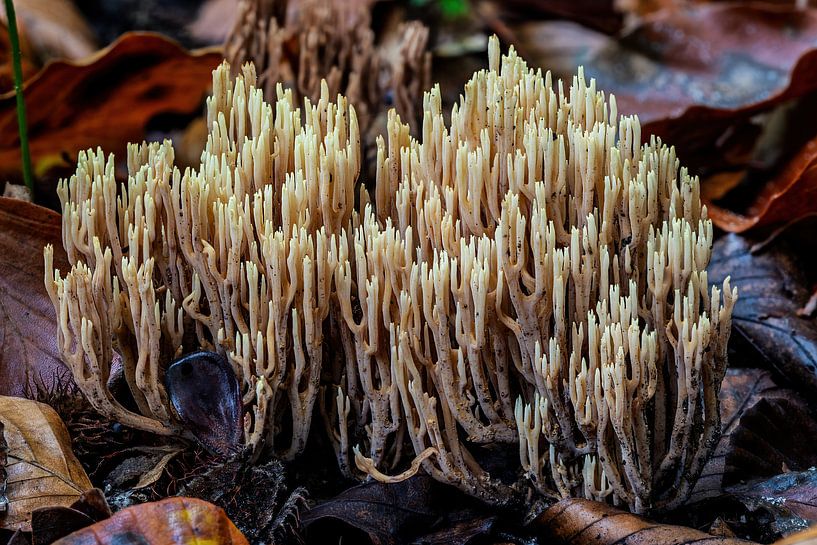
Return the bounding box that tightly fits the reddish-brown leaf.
[51,497,249,545]
[0,32,221,183]
[515,4,817,175]
[707,137,817,232]
[534,498,756,544]
[0,197,69,396]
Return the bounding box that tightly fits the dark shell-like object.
[166,351,242,457]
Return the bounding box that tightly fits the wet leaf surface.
[0,33,221,195]
[708,234,817,396]
[534,498,755,544]
[165,351,242,457]
[0,396,91,532]
[0,198,70,397]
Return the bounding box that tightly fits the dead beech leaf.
[707,137,817,232]
[51,497,249,545]
[707,234,817,397]
[516,4,817,174]
[0,32,222,183]
[0,197,71,397]
[534,498,755,544]
[0,0,96,62]
[0,395,91,532]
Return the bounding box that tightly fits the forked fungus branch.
[44,36,736,514]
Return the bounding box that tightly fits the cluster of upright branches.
[45,37,736,513]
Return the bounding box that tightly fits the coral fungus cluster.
[44,36,736,513]
[226,0,430,141]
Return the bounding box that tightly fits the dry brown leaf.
[0,0,96,62]
[0,395,91,532]
[0,32,222,184]
[514,4,817,176]
[0,197,71,397]
[534,498,756,544]
[707,137,817,232]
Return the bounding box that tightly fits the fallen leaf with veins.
[0,198,71,397]
[534,498,756,544]
[707,234,817,396]
[0,395,92,532]
[692,368,817,503]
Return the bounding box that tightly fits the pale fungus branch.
[45,35,736,514]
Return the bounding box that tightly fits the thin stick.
[4,0,33,196]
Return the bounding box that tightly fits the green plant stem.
[4,0,33,197]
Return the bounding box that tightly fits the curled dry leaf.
[0,33,221,185]
[514,4,817,174]
[0,198,70,397]
[51,497,249,545]
[707,234,817,396]
[0,0,97,62]
[534,498,756,544]
[0,396,91,532]
[707,137,817,232]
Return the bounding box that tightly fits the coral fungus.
[45,36,736,513]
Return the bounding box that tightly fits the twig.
[4,0,33,197]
